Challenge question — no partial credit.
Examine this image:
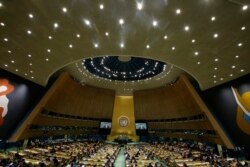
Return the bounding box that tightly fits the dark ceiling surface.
[0,0,249,95]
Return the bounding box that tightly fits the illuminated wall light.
[220,78,224,81]
[238,43,242,47]
[69,44,73,48]
[214,67,218,70]
[28,54,32,58]
[214,81,217,83]
[213,33,218,38]
[194,51,199,56]
[213,75,216,78]
[31,76,34,79]
[191,39,195,43]
[197,61,201,65]
[27,30,32,34]
[99,4,104,10]
[8,50,11,53]
[45,58,49,61]
[29,63,32,66]
[30,70,33,73]
[24,73,28,76]
[11,60,15,63]
[176,9,181,14]
[120,43,124,48]
[240,69,244,72]
[152,20,158,27]
[4,64,8,67]
[119,19,124,25]
[146,45,150,49]
[214,58,219,62]
[229,74,233,77]
[76,34,80,38]
[137,2,143,10]
[94,43,99,48]
[164,35,168,39]
[28,13,34,18]
[62,7,67,13]
[0,2,2,7]
[235,55,239,58]
[241,26,246,30]
[47,49,51,53]
[48,36,52,39]
[0,22,5,26]
[171,46,175,50]
[242,5,248,11]
[54,22,59,28]
[105,32,109,36]
[232,65,236,69]
[211,16,216,21]
[4,38,8,42]
[184,26,190,31]
[15,69,18,72]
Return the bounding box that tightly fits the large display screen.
[100,122,112,129]
[136,123,147,130]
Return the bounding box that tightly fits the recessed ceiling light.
[94,43,99,48]
[29,63,32,66]
[146,45,150,49]
[241,26,246,30]
[99,4,104,10]
[27,30,32,34]
[171,46,175,50]
[214,67,218,70]
[184,26,189,31]
[213,75,217,78]
[240,69,244,72]
[24,73,27,76]
[11,60,14,63]
[120,43,124,48]
[214,58,219,62]
[220,78,223,81]
[8,50,11,53]
[76,34,80,38]
[242,5,248,11]
[238,43,242,47]
[213,33,218,38]
[119,19,124,25]
[164,35,168,39]
[45,58,49,61]
[28,54,32,58]
[0,22,5,26]
[137,2,143,10]
[4,64,8,67]
[48,36,52,39]
[4,38,8,42]
[105,32,109,36]
[194,51,199,56]
[69,44,73,48]
[0,2,2,7]
[30,70,33,73]
[229,74,233,77]
[15,69,18,72]
[176,9,181,14]
[62,7,67,13]
[28,13,34,18]
[31,76,34,79]
[54,22,59,28]
[152,20,158,27]
[214,81,217,83]
[191,39,195,43]
[232,65,236,69]
[47,49,51,53]
[197,61,201,65]
[211,16,216,21]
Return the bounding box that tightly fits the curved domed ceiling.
[0,0,249,93]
